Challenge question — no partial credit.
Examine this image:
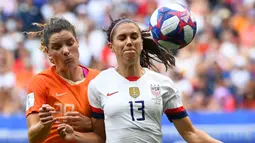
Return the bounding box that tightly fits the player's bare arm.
[91,118,106,141]
[173,117,222,143]
[27,104,56,143]
[58,111,93,132]
[57,118,105,143]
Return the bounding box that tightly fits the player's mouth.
[64,58,73,63]
[123,48,136,53]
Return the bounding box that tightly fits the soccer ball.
[149,3,197,50]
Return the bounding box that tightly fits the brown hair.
[24,18,76,53]
[103,17,175,70]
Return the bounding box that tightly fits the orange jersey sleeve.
[26,74,48,117]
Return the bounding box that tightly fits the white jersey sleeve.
[162,78,188,122]
[88,79,104,119]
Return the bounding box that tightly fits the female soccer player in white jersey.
[57,17,222,143]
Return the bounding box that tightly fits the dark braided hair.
[103,17,175,71]
[24,18,76,53]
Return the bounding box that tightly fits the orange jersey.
[26,65,99,143]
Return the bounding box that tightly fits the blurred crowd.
[0,0,254,116]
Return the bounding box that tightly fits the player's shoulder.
[145,68,177,89]
[87,68,100,78]
[93,68,115,80]
[145,68,173,82]
[89,68,116,86]
[29,67,53,83]
[27,67,54,91]
[88,68,100,74]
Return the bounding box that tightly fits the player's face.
[47,30,79,69]
[111,22,143,65]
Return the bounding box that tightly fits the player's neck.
[116,64,144,77]
[56,66,84,82]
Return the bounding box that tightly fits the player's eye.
[67,40,74,46]
[51,45,61,50]
[131,34,138,39]
[118,35,126,41]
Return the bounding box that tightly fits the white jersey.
[88,68,187,143]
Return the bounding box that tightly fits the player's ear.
[108,42,115,52]
[46,51,55,64]
[49,57,55,64]
[44,47,48,54]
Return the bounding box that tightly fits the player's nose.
[62,46,70,56]
[126,37,133,47]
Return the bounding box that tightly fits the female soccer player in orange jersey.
[25,18,103,143]
[58,17,222,143]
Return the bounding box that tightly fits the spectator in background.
[0,47,15,88]
[239,9,255,49]
[18,0,43,32]
[24,31,46,73]
[0,18,24,51]
[241,80,255,109]
[231,3,250,36]
[53,0,77,24]
[13,42,34,90]
[212,77,236,112]
[230,56,251,96]
[0,0,17,20]
[0,47,23,115]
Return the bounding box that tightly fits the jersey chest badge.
[151,84,162,105]
[150,84,161,97]
[129,87,140,98]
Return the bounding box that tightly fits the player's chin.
[63,60,78,67]
[124,54,137,61]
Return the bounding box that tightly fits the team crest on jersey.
[129,87,140,98]
[150,84,161,97]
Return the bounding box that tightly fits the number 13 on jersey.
[129,100,145,121]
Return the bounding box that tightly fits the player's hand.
[57,123,75,141]
[38,104,57,126]
[58,111,92,132]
